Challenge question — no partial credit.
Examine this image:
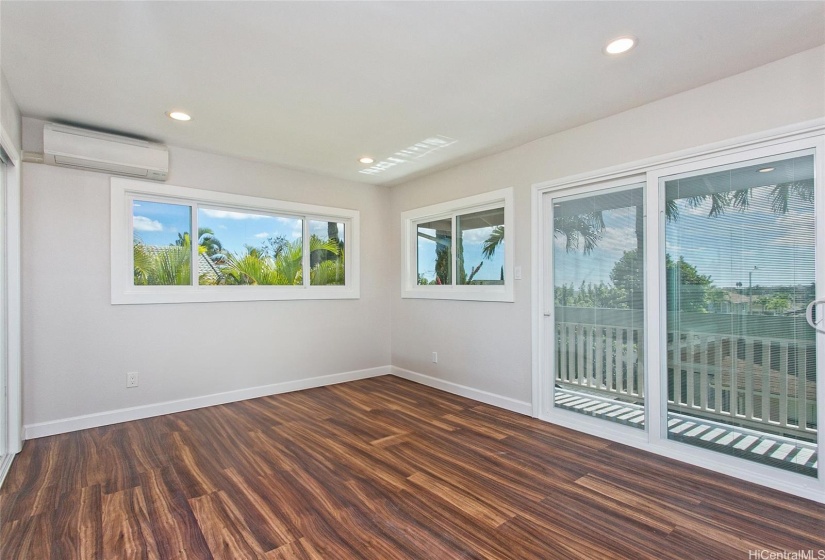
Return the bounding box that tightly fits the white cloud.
[275,216,303,239]
[133,215,163,232]
[254,232,270,238]
[200,209,267,220]
[461,227,494,245]
[767,228,816,247]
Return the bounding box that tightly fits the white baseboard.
[390,366,532,416]
[24,366,391,439]
[0,453,15,490]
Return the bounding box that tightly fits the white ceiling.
[2,1,824,186]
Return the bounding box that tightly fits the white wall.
[16,45,825,432]
[389,45,825,406]
[21,118,392,429]
[1,70,21,150]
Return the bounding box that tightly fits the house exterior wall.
[389,45,825,407]
[20,126,392,429]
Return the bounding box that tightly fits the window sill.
[112,285,359,305]
[401,286,513,303]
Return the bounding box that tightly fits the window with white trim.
[402,188,514,301]
[112,178,359,304]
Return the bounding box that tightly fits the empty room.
[1,1,824,558]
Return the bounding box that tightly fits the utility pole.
[748,266,759,314]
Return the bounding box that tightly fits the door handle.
[806,299,825,334]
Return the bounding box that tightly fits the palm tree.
[669,178,813,220]
[221,236,340,286]
[311,248,345,285]
[133,238,153,285]
[554,214,605,254]
[767,179,813,213]
[133,235,191,285]
[223,241,302,285]
[559,174,814,260]
[482,210,606,259]
[482,226,504,259]
[197,227,223,257]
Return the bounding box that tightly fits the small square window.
[402,188,513,302]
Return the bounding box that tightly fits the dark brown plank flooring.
[1,375,823,559]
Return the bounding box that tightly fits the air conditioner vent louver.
[43,123,168,181]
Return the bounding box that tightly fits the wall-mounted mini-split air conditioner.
[43,123,169,181]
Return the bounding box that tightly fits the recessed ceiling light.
[166,111,191,121]
[359,157,374,164]
[605,36,637,55]
[757,167,775,173]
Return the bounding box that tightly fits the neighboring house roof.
[142,245,221,282]
[724,291,751,305]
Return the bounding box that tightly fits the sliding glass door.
[663,151,817,476]
[549,182,646,428]
[540,136,823,492]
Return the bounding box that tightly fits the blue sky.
[197,208,302,254]
[664,185,814,288]
[553,184,815,290]
[132,200,191,246]
[132,201,310,255]
[554,206,636,289]
[418,225,504,283]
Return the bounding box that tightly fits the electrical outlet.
[432,352,438,363]
[514,266,522,280]
[126,371,139,388]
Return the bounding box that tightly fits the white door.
[659,149,819,478]
[544,181,647,430]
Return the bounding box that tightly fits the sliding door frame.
[531,120,825,503]
[537,175,649,449]
[0,123,22,486]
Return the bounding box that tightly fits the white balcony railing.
[555,312,817,441]
[555,322,644,403]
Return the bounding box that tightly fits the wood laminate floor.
[1,375,823,559]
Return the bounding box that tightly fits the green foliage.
[666,254,713,312]
[762,293,792,314]
[219,235,341,286]
[609,250,644,309]
[133,239,153,285]
[554,280,630,309]
[259,235,290,260]
[135,231,344,287]
[197,227,223,257]
[133,235,191,286]
[434,232,451,285]
[418,221,505,285]
[310,258,345,286]
[482,226,504,259]
[706,287,729,312]
[557,251,713,312]
[553,174,813,314]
